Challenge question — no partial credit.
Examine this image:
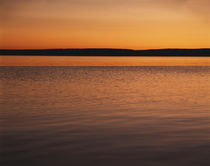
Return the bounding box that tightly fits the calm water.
[1,63,210,165]
[1,56,210,66]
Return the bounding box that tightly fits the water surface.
[1,56,210,66]
[1,65,210,165]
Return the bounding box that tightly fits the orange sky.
[0,0,210,49]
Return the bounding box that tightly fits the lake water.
[1,56,210,66]
[0,56,210,166]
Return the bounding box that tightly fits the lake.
[1,56,210,66]
[0,56,210,166]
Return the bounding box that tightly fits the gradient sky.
[0,0,210,49]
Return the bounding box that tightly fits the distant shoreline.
[0,48,210,57]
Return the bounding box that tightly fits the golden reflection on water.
[1,56,210,66]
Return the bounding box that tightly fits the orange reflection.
[1,56,210,66]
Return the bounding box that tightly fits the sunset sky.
[0,0,210,49]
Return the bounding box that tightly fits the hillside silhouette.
[0,48,210,56]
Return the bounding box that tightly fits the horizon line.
[1,48,210,51]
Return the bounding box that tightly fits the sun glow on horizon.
[0,0,210,49]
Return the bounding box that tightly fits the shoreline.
[0,48,210,57]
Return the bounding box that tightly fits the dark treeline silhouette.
[0,48,210,56]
